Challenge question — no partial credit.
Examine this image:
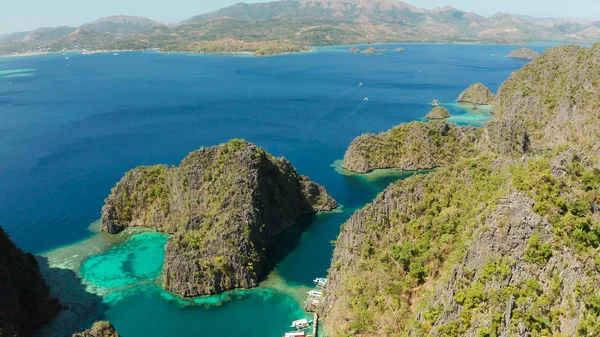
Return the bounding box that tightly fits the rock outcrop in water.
[0,227,61,337]
[321,44,600,337]
[73,322,120,337]
[508,47,539,60]
[342,121,480,173]
[363,47,386,54]
[425,106,450,120]
[102,139,337,296]
[457,82,495,105]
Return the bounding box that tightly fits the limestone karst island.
[2,1,600,337]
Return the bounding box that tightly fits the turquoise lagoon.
[0,44,544,336]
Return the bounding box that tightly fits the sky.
[1,0,599,35]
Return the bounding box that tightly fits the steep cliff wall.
[0,227,61,337]
[323,150,600,336]
[102,139,337,296]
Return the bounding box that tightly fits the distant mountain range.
[1,0,599,56]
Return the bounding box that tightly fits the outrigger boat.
[291,318,313,331]
[284,332,307,337]
[307,290,323,298]
[313,277,327,288]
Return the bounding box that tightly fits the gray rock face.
[102,139,337,296]
[482,119,529,156]
[72,321,120,337]
[414,193,586,337]
[508,47,539,60]
[457,83,495,105]
[0,227,61,337]
[425,106,450,119]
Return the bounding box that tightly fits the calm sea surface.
[0,44,545,337]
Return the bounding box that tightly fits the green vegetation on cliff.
[322,44,600,337]
[457,83,495,105]
[102,139,337,297]
[508,47,539,60]
[342,121,481,173]
[493,44,600,151]
[325,146,600,337]
[425,107,451,120]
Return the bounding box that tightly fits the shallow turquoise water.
[1,44,545,336]
[80,233,168,293]
[105,284,306,337]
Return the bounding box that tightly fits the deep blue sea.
[0,43,546,337]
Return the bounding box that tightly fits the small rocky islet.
[348,46,388,54]
[457,82,495,105]
[321,43,600,336]
[101,139,337,297]
[425,106,451,120]
[508,47,539,60]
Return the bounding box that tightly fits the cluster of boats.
[282,278,328,337]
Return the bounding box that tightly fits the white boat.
[113,53,119,56]
[65,57,69,60]
[291,318,312,331]
[359,82,363,86]
[313,277,327,287]
[307,290,323,299]
[363,97,369,102]
[284,332,307,337]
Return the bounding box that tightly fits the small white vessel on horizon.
[359,82,363,86]
[363,97,369,102]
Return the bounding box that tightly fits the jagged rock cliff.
[493,44,600,151]
[72,321,120,337]
[457,83,495,105]
[342,121,481,173]
[508,47,539,60]
[102,139,337,296]
[0,227,61,337]
[321,44,600,336]
[425,106,450,120]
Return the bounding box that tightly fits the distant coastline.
[0,41,582,59]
